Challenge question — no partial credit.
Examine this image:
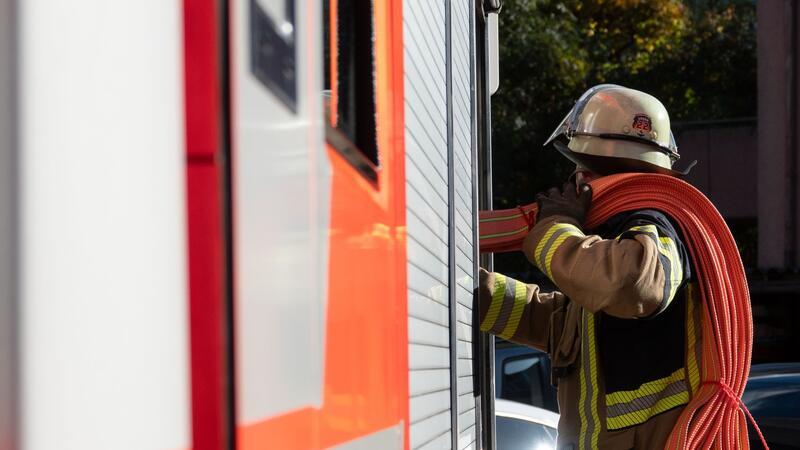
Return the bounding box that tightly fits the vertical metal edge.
[0,0,18,447]
[220,0,237,447]
[477,5,495,449]
[468,0,482,448]
[445,0,459,448]
[789,0,799,268]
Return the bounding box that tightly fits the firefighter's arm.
[475,268,566,352]
[522,215,685,319]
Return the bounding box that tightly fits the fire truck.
[0,0,503,448]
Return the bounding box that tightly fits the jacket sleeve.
[521,211,689,319]
[476,268,567,352]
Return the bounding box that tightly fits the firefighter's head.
[545,84,696,178]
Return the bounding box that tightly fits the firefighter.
[478,85,701,449]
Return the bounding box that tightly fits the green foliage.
[490,0,757,209]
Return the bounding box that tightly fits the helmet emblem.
[632,114,652,137]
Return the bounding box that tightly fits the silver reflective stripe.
[328,422,404,450]
[606,380,688,418]
[490,276,517,335]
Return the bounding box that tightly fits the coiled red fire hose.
[479,173,767,449]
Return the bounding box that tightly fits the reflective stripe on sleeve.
[621,224,684,309]
[490,277,518,336]
[492,277,527,338]
[498,279,527,340]
[480,274,528,340]
[479,273,506,332]
[658,236,683,307]
[534,223,584,280]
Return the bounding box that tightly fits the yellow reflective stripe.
[538,223,583,279]
[534,223,561,269]
[628,224,658,233]
[618,224,658,242]
[579,310,600,450]
[627,224,658,239]
[578,317,590,444]
[587,313,600,449]
[479,273,506,332]
[623,224,684,306]
[605,367,686,406]
[543,234,571,279]
[686,283,701,395]
[499,280,527,340]
[658,236,683,303]
[605,390,690,430]
[605,374,689,430]
[544,227,578,278]
[655,242,678,302]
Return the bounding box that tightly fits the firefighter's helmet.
[544,84,696,177]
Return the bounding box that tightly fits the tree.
[491,0,757,272]
[491,0,756,208]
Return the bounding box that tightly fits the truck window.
[323,0,379,182]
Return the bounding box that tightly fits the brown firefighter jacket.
[478,210,703,450]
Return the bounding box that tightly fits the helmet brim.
[543,84,623,148]
[553,141,696,178]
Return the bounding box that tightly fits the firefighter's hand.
[536,182,592,226]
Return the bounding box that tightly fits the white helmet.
[544,84,696,177]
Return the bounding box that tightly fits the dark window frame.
[323,0,380,185]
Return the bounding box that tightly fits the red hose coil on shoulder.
[479,173,767,449]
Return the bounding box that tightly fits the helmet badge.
[632,114,652,137]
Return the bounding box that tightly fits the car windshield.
[496,415,557,450]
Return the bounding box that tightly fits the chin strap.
[674,158,698,175]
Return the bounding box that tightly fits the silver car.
[495,398,559,450]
